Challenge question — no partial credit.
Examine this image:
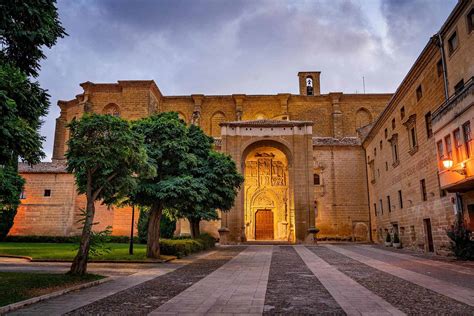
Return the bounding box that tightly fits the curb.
[0,255,176,264]
[0,276,113,315]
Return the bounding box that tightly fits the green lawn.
[0,242,170,261]
[0,272,103,307]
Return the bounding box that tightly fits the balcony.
[432,76,474,132]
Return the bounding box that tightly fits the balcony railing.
[432,76,474,124]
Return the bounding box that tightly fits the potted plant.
[393,232,401,248]
[384,233,392,246]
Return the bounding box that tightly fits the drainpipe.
[364,147,373,243]
[437,33,449,100]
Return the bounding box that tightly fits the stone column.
[191,94,204,126]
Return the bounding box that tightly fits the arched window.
[210,112,225,137]
[313,173,321,185]
[355,108,372,129]
[177,112,187,123]
[103,103,120,117]
[306,76,314,96]
[255,113,266,120]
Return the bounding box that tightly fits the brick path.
[6,244,474,315]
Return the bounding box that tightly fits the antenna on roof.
[362,76,366,94]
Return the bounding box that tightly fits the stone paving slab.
[326,244,474,308]
[309,246,474,315]
[295,245,404,316]
[8,251,216,316]
[352,245,474,289]
[149,246,272,316]
[358,245,474,275]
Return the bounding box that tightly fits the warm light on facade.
[442,158,454,169]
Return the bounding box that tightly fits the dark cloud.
[37,0,457,160]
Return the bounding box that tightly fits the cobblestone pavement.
[6,244,474,315]
[310,246,473,315]
[263,246,344,315]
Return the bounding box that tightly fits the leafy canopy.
[131,112,206,208]
[172,124,244,222]
[0,0,67,77]
[66,114,153,204]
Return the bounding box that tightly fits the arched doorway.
[243,145,293,241]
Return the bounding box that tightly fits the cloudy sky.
[38,0,456,161]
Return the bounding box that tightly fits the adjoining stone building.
[11,0,473,251]
[363,0,473,254]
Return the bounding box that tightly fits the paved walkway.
[326,244,474,308]
[295,246,404,316]
[150,246,272,315]
[8,251,216,316]
[5,244,474,315]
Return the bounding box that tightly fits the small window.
[425,112,433,138]
[454,79,465,93]
[387,196,391,213]
[437,140,444,159]
[468,8,474,33]
[448,31,458,54]
[463,121,472,158]
[392,118,396,130]
[416,85,423,101]
[454,128,462,161]
[20,191,26,199]
[445,135,453,159]
[44,189,51,197]
[400,107,405,120]
[420,179,427,201]
[398,190,403,209]
[436,59,443,77]
[385,161,388,171]
[384,128,388,139]
[379,199,383,215]
[313,173,321,185]
[380,140,383,150]
[410,127,418,148]
[374,148,377,156]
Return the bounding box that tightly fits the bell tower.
[298,71,321,96]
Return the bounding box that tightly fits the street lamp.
[442,158,467,175]
[442,158,453,169]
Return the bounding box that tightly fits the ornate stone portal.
[244,147,293,241]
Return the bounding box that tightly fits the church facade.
[13,72,392,243]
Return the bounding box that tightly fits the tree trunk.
[189,218,201,239]
[69,197,95,275]
[146,202,163,258]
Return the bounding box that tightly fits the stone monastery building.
[12,0,474,255]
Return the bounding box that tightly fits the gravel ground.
[264,246,345,315]
[66,247,244,315]
[308,246,474,315]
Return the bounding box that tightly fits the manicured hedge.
[4,234,216,258]
[160,234,216,258]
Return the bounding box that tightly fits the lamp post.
[129,204,135,255]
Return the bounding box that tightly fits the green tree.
[0,0,66,239]
[66,114,151,275]
[174,125,244,238]
[132,112,206,258]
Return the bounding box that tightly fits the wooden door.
[424,218,434,252]
[255,209,274,240]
